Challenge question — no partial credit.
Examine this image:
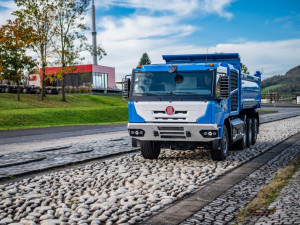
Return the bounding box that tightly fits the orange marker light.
[137,65,141,69]
[210,63,214,67]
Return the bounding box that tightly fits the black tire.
[252,118,258,145]
[246,118,253,147]
[140,141,161,159]
[210,126,229,161]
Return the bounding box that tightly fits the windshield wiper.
[143,93,162,100]
[173,91,203,101]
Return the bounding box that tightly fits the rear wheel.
[140,141,161,159]
[252,118,258,145]
[210,126,229,161]
[246,118,253,147]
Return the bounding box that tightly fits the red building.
[41,64,116,89]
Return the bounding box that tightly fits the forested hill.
[261,65,300,94]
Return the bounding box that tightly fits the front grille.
[160,135,186,139]
[160,131,185,134]
[153,111,187,114]
[158,126,186,139]
[158,127,184,131]
[154,117,186,121]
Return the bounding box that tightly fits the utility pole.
[92,0,97,65]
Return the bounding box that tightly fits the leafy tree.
[13,0,56,101]
[0,19,37,101]
[51,0,106,102]
[139,52,151,65]
[241,64,250,74]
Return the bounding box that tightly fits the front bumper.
[128,123,220,142]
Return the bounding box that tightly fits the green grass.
[0,94,128,130]
[257,110,278,114]
[235,154,300,223]
[261,84,283,94]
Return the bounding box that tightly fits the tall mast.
[92,0,97,65]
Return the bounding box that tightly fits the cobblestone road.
[181,140,300,225]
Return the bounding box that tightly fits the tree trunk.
[42,67,46,97]
[40,45,46,101]
[17,80,20,101]
[62,73,66,101]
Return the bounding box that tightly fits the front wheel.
[210,126,229,161]
[140,141,161,159]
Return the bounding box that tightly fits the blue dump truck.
[122,53,261,161]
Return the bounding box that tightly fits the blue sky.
[1,0,300,81]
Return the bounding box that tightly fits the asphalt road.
[0,123,127,145]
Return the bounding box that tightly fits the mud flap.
[212,139,221,151]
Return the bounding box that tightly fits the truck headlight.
[200,130,218,138]
[129,129,145,137]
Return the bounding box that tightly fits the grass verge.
[0,94,128,130]
[257,109,278,114]
[235,154,300,223]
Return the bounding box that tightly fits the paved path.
[0,123,127,145]
[0,130,128,154]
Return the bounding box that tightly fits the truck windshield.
[132,71,213,97]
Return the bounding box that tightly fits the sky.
[0,0,300,81]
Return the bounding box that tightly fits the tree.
[241,64,250,74]
[0,19,37,101]
[51,0,106,102]
[13,0,56,101]
[139,52,151,65]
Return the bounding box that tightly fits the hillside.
[261,65,300,94]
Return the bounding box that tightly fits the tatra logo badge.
[165,106,175,115]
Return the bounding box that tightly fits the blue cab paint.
[128,101,145,123]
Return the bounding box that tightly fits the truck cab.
[123,53,261,161]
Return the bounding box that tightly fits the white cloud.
[98,0,234,19]
[0,0,16,9]
[201,0,234,20]
[99,0,198,16]
[0,0,16,26]
[90,35,300,81]
[99,15,197,41]
[275,16,290,23]
[212,39,300,78]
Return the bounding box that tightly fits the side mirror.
[122,77,131,100]
[215,73,229,100]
